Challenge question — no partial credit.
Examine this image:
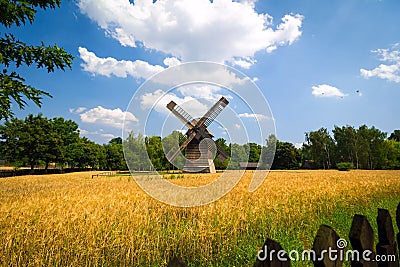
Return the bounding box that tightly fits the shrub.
[336,162,354,171]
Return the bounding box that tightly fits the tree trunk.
[45,161,49,173]
[30,163,34,174]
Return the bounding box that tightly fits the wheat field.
[0,170,399,266]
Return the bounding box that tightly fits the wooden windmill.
[166,97,229,173]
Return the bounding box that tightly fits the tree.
[381,139,400,169]
[357,125,386,169]
[214,137,230,169]
[260,134,277,169]
[0,114,80,171]
[244,142,262,162]
[43,117,79,169]
[146,136,167,171]
[272,141,301,170]
[66,137,105,169]
[109,137,122,144]
[389,130,400,142]
[304,128,335,169]
[0,114,49,170]
[333,125,359,168]
[228,143,248,169]
[0,0,73,120]
[123,131,151,171]
[161,131,186,170]
[104,138,127,170]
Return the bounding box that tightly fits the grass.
[0,170,399,266]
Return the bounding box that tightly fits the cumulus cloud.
[238,113,271,120]
[312,84,348,98]
[79,128,116,139]
[80,106,138,128]
[360,43,400,83]
[79,47,164,78]
[232,58,256,69]
[177,84,230,101]
[78,0,303,68]
[69,107,87,114]
[140,89,209,117]
[163,57,181,67]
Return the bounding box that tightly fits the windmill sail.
[165,97,230,173]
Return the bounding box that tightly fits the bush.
[336,162,354,171]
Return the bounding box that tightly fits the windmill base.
[182,138,217,173]
[182,159,216,173]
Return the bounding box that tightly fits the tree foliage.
[0,113,79,170]
[0,0,73,120]
[272,141,301,170]
[304,125,398,170]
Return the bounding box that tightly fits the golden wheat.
[0,170,399,266]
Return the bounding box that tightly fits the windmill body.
[166,97,229,173]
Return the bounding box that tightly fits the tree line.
[0,114,126,171]
[303,126,400,170]
[1,114,399,171]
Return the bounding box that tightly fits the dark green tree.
[304,128,335,169]
[389,130,400,142]
[381,139,400,169]
[0,114,48,170]
[42,117,79,169]
[109,137,122,144]
[0,114,80,170]
[104,138,127,170]
[357,125,386,169]
[214,137,230,170]
[146,136,167,171]
[244,142,262,162]
[333,125,360,168]
[67,137,105,169]
[0,0,74,120]
[272,141,301,169]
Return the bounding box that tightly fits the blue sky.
[4,0,400,146]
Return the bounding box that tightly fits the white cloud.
[177,84,229,101]
[78,128,116,144]
[69,107,87,114]
[360,43,400,83]
[78,47,164,78]
[163,57,181,67]
[312,84,348,98]
[80,106,138,128]
[79,128,116,138]
[232,58,256,69]
[294,142,303,149]
[140,89,209,117]
[78,0,303,68]
[238,112,270,120]
[149,63,247,86]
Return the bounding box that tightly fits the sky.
[4,0,400,146]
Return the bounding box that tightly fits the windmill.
[166,97,229,173]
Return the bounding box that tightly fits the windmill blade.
[166,101,195,129]
[215,143,229,161]
[195,97,229,128]
[165,131,197,162]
